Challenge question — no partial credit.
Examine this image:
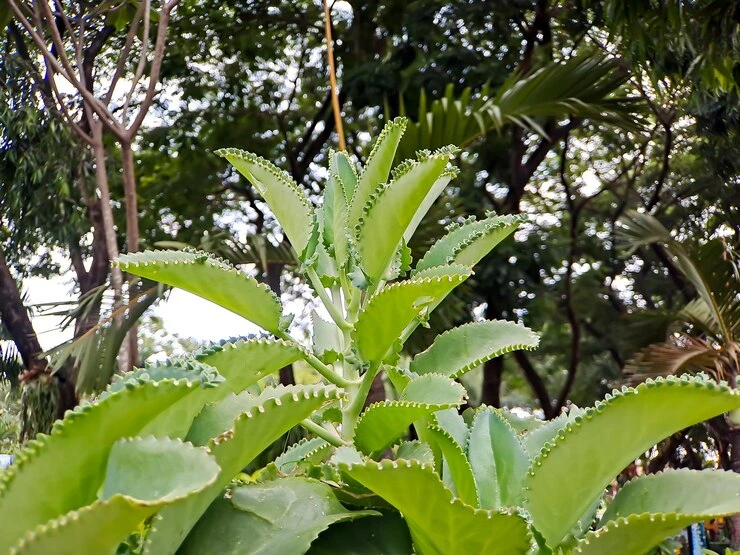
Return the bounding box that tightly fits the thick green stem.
[341,363,380,438]
[306,266,352,331]
[300,419,346,447]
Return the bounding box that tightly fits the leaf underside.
[117,250,284,333]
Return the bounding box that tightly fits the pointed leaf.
[195,337,303,396]
[410,320,539,378]
[12,438,219,555]
[524,375,740,548]
[179,477,377,555]
[116,250,283,333]
[0,377,203,550]
[341,459,531,554]
[353,375,466,454]
[576,470,740,554]
[356,148,457,283]
[424,424,478,506]
[216,148,314,256]
[143,385,342,554]
[349,118,407,234]
[521,405,584,458]
[353,266,472,363]
[467,407,529,509]
[416,214,525,272]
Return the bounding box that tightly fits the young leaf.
[415,213,526,272]
[524,375,740,548]
[116,250,283,333]
[179,478,377,555]
[216,148,314,257]
[410,320,539,379]
[356,147,457,283]
[353,374,466,454]
[341,459,531,554]
[467,407,529,509]
[348,118,407,234]
[11,437,219,555]
[353,266,472,363]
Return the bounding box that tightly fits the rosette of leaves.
[3,120,740,554]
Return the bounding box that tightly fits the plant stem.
[342,362,380,437]
[306,266,351,331]
[300,419,346,447]
[275,330,351,388]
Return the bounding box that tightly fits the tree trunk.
[266,262,295,385]
[481,356,504,407]
[729,426,740,549]
[0,250,76,439]
[120,140,141,368]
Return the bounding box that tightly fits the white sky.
[24,273,262,352]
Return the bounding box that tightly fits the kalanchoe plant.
[1,118,740,554]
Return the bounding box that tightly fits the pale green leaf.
[216,148,314,257]
[416,214,525,272]
[13,437,218,555]
[0,377,202,551]
[410,320,539,378]
[525,375,740,548]
[467,407,529,509]
[179,478,377,555]
[116,250,283,333]
[143,385,342,554]
[341,459,531,554]
[424,424,478,506]
[353,266,472,363]
[356,148,457,283]
[348,117,407,234]
[353,375,465,454]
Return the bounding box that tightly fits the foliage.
[4,128,739,553]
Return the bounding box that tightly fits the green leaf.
[353,266,472,363]
[308,509,414,555]
[116,250,283,333]
[356,148,457,283]
[353,374,466,454]
[342,459,531,554]
[12,437,219,555]
[524,375,740,548]
[575,471,740,554]
[520,406,584,458]
[416,214,525,272]
[396,440,435,465]
[216,148,314,257]
[273,437,331,474]
[312,311,342,362]
[195,337,303,396]
[0,377,202,551]
[143,385,343,554]
[348,118,407,235]
[179,477,377,555]
[410,320,539,378]
[424,424,478,506]
[467,407,529,509]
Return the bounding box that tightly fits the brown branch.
[322,0,345,150]
[513,350,555,419]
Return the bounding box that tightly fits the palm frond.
[624,336,739,384]
[392,55,646,162]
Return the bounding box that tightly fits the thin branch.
[322,0,345,150]
[104,0,147,103]
[121,0,151,123]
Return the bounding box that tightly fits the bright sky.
[25,272,262,352]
